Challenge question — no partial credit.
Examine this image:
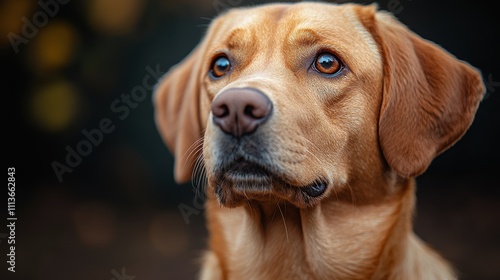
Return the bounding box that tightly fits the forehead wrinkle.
[287,28,322,48]
[284,24,354,61]
[286,4,365,44]
[214,7,292,68]
[300,5,379,56]
[279,6,381,75]
[226,28,255,52]
[208,8,258,46]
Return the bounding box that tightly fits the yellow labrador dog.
[154,2,484,279]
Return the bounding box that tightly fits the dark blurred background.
[1,0,499,279]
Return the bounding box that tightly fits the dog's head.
[154,3,484,208]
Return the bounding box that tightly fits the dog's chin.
[211,161,327,208]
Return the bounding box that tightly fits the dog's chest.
[226,218,311,279]
[212,200,401,280]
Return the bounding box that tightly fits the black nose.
[211,88,273,138]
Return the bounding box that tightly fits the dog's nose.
[211,88,273,138]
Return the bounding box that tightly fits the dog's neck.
[205,179,455,279]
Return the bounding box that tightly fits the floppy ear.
[154,47,205,183]
[357,6,485,177]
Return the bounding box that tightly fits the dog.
[154,2,484,279]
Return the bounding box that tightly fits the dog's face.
[155,3,484,208]
[202,4,384,208]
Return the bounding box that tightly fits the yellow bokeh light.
[0,0,34,47]
[87,0,145,35]
[30,80,80,132]
[30,21,78,72]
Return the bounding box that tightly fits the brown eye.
[314,52,342,75]
[210,55,231,78]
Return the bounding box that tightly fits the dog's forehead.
[208,3,381,76]
[210,3,380,59]
[214,3,364,38]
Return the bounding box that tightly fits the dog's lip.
[217,159,327,198]
[225,159,270,178]
[301,181,327,197]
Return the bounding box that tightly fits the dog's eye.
[210,56,231,78]
[313,52,342,75]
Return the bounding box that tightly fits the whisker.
[191,154,203,183]
[246,201,255,218]
[192,155,208,203]
[181,137,205,170]
[199,17,214,21]
[276,203,289,243]
[271,204,278,222]
[347,182,357,206]
[191,154,203,184]
[300,137,324,166]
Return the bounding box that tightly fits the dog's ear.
[356,6,485,177]
[154,46,205,183]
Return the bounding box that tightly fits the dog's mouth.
[226,160,270,180]
[212,158,327,208]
